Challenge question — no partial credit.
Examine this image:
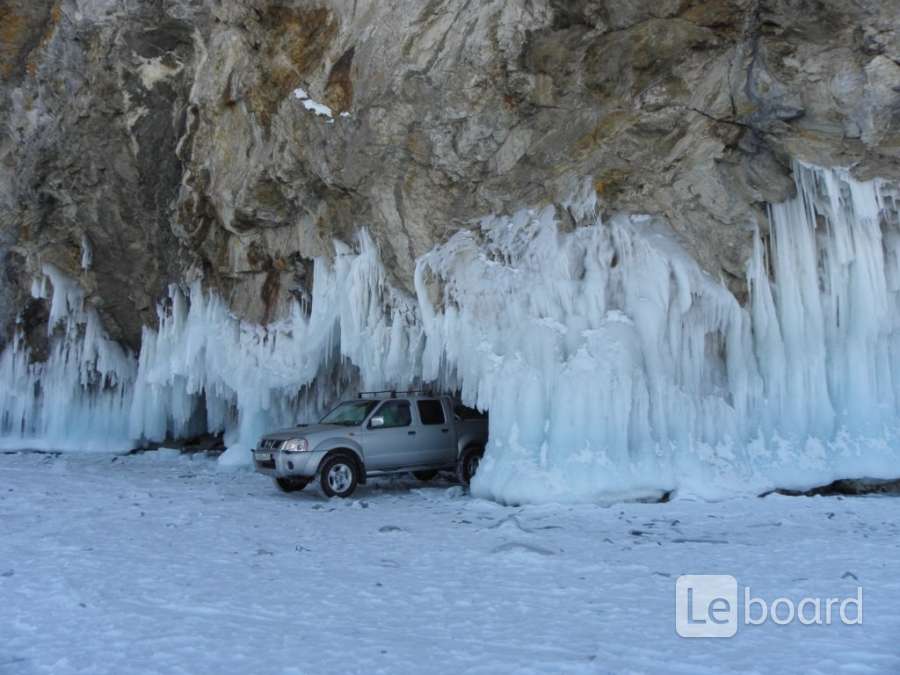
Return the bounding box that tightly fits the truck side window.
[374,400,412,428]
[417,400,446,425]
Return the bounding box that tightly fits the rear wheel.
[457,447,483,486]
[319,455,359,498]
[274,477,309,493]
[413,470,439,481]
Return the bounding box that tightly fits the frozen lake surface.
[1,451,898,674]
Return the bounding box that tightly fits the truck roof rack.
[357,389,435,399]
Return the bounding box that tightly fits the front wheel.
[319,455,359,498]
[456,447,483,486]
[274,477,309,493]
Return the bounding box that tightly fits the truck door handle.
[408,431,416,435]
[441,429,449,433]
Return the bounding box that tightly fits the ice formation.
[417,163,900,501]
[0,265,135,451]
[0,234,421,459]
[128,232,421,464]
[80,235,93,271]
[1,164,899,500]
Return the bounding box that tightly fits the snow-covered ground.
[1,451,898,675]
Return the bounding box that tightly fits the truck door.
[413,398,456,466]
[362,399,420,469]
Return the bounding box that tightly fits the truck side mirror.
[370,416,385,428]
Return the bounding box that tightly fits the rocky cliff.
[2,0,898,349]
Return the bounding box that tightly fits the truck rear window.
[417,400,446,425]
[454,404,487,420]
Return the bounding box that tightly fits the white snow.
[293,87,335,120]
[1,165,899,502]
[1,452,898,674]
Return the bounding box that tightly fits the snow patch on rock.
[293,87,335,121]
[137,56,184,90]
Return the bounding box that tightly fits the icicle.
[80,234,93,271]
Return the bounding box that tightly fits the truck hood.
[260,424,355,442]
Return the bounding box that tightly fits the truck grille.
[258,438,283,451]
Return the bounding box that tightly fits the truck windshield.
[320,400,379,426]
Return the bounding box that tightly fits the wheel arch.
[319,446,367,484]
[457,438,485,458]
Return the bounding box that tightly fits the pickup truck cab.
[253,392,488,498]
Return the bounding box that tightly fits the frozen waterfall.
[1,163,898,500]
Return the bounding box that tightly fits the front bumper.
[253,449,326,478]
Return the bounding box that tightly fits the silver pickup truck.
[253,392,488,498]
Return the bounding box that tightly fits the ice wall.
[417,163,900,501]
[1,164,899,501]
[0,233,422,459]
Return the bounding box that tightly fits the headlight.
[282,438,309,453]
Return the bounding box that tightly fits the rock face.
[1,0,899,347]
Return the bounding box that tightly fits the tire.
[319,454,360,498]
[456,447,483,486]
[274,477,309,493]
[413,470,439,481]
